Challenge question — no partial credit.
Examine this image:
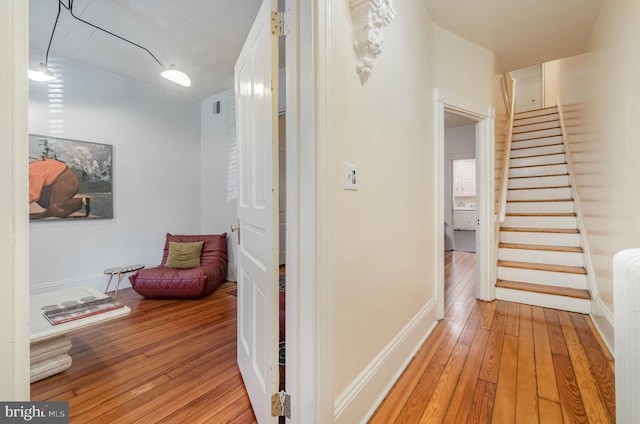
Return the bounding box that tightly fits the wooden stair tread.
[514,107,558,118]
[513,108,558,122]
[511,142,563,151]
[512,134,562,142]
[501,227,579,234]
[508,185,570,190]
[505,212,576,217]
[513,118,560,128]
[510,162,567,169]
[513,125,561,134]
[507,198,574,203]
[498,260,586,275]
[499,242,583,253]
[511,133,561,141]
[510,152,564,160]
[496,279,591,300]
[509,173,569,179]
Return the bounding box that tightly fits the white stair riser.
[499,248,585,267]
[496,287,590,314]
[506,201,575,214]
[508,175,570,189]
[511,136,563,149]
[510,153,565,168]
[507,187,572,201]
[513,121,560,134]
[509,164,568,178]
[512,127,562,141]
[503,215,577,229]
[497,267,587,289]
[513,113,559,127]
[500,231,580,246]
[515,108,558,120]
[511,144,564,158]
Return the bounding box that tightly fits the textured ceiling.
[29,0,262,100]
[30,0,605,100]
[424,0,604,72]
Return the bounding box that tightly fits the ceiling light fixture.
[28,63,57,82]
[161,65,192,87]
[30,0,191,88]
[28,0,63,82]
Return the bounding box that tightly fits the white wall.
[28,57,201,294]
[552,0,640,350]
[432,24,496,106]
[201,89,238,280]
[328,1,496,421]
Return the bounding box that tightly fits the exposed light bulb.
[28,63,56,82]
[161,64,191,87]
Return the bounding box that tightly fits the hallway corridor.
[370,251,615,423]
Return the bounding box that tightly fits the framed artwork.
[29,135,113,220]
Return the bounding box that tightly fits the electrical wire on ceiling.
[28,0,191,87]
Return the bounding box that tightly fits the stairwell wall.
[552,0,640,352]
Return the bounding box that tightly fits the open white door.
[234,0,280,422]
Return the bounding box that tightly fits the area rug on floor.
[229,275,285,297]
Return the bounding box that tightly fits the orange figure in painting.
[29,158,83,219]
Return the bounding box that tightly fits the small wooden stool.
[104,264,145,298]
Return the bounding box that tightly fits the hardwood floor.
[31,282,257,424]
[32,255,615,423]
[370,251,615,424]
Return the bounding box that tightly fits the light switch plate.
[344,163,358,190]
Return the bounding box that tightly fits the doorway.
[435,90,495,320]
[451,157,476,253]
[444,115,478,254]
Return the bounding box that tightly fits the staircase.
[496,106,591,314]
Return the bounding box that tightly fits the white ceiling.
[29,0,262,100]
[30,0,605,100]
[424,0,604,72]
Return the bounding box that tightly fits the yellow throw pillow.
[165,241,204,269]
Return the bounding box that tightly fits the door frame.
[0,0,31,401]
[284,0,333,422]
[434,89,495,319]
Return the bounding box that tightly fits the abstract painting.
[29,135,113,220]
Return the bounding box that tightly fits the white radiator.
[614,248,640,423]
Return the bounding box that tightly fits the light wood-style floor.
[32,254,615,423]
[370,251,615,423]
[31,282,258,423]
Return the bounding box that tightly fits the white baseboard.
[334,298,438,424]
[591,294,614,357]
[31,262,238,296]
[227,263,237,282]
[30,273,125,296]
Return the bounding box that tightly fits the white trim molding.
[434,89,495,320]
[0,0,30,400]
[333,298,438,423]
[349,0,396,83]
[591,294,614,355]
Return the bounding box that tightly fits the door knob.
[231,224,240,245]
